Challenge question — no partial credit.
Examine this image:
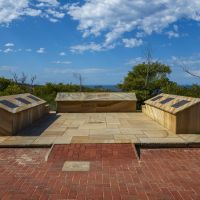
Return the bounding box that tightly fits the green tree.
[0,77,12,91]
[118,62,172,108]
[1,84,26,95]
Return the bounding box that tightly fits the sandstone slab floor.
[0,144,200,200]
[0,113,200,146]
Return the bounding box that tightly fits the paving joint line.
[0,144,52,148]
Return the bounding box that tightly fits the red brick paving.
[48,144,137,162]
[0,145,200,200]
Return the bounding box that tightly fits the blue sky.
[0,0,200,85]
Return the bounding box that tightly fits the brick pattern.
[48,144,137,162]
[0,146,200,200]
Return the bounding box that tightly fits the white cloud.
[166,24,180,38]
[53,61,72,64]
[49,18,58,23]
[37,0,59,7]
[36,47,45,53]
[0,0,64,24]
[126,57,144,66]
[67,0,200,45]
[136,32,146,38]
[47,9,65,18]
[24,8,42,17]
[70,42,115,53]
[166,31,179,38]
[0,65,14,72]
[46,67,107,75]
[122,38,143,48]
[3,48,13,53]
[0,0,29,24]
[169,55,200,79]
[171,55,200,66]
[126,57,159,66]
[70,43,103,53]
[59,52,66,56]
[4,43,14,47]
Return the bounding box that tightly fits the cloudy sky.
[0,0,200,85]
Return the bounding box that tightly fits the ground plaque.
[62,161,90,171]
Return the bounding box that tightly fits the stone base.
[56,101,136,113]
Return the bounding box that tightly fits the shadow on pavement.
[16,113,60,136]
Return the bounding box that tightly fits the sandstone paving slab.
[108,113,128,118]
[87,116,106,123]
[130,138,140,143]
[124,113,152,120]
[0,136,11,143]
[45,127,67,132]
[179,134,200,143]
[114,134,139,143]
[62,161,90,172]
[139,137,186,144]
[4,136,37,141]
[1,139,35,145]
[89,135,114,140]
[64,129,90,136]
[106,123,119,128]
[70,120,86,126]
[54,136,72,144]
[42,131,64,137]
[142,130,174,138]
[120,128,144,135]
[106,118,120,124]
[114,139,132,143]
[118,119,131,127]
[126,120,166,130]
[89,128,120,135]
[71,136,115,144]
[134,134,148,139]
[62,120,73,125]
[114,134,138,140]
[33,136,57,145]
[80,123,107,130]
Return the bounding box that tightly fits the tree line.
[0,59,200,110]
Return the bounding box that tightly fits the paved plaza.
[0,145,200,199]
[0,112,200,199]
[0,112,200,146]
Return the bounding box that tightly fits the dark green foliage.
[0,77,12,91]
[119,62,171,91]
[162,83,200,98]
[118,62,200,109]
[118,62,172,108]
